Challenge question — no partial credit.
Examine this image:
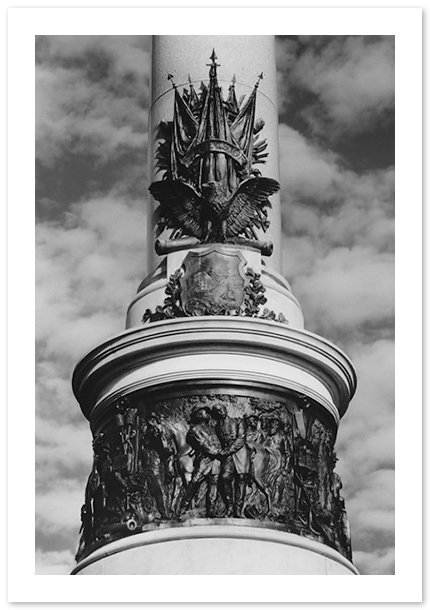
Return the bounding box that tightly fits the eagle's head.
[201,180,226,203]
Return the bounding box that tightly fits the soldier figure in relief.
[180,408,222,517]
[263,417,287,509]
[212,403,251,517]
[142,414,175,520]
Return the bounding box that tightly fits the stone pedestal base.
[72,318,357,569]
[72,523,358,575]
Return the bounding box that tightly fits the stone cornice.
[72,317,356,424]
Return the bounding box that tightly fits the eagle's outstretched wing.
[225,177,280,239]
[149,180,207,240]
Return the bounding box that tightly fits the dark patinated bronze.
[76,391,352,563]
[179,248,246,316]
[142,263,287,323]
[149,51,280,248]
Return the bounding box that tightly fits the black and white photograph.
[7,4,422,603]
[35,31,394,576]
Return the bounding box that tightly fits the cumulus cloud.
[36,36,150,169]
[36,550,76,575]
[277,36,395,138]
[275,38,394,577]
[36,194,146,361]
[279,123,343,201]
[353,548,395,576]
[36,482,83,527]
[35,473,90,575]
[36,66,147,169]
[334,338,394,576]
[36,35,151,75]
[292,246,394,337]
[35,36,152,570]
[279,124,394,224]
[279,123,394,344]
[36,418,92,479]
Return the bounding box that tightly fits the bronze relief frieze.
[76,392,352,563]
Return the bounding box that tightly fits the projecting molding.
[73,317,357,426]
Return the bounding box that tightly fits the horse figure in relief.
[244,418,287,518]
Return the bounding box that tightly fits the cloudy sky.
[35,35,395,576]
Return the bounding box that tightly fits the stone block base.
[72,524,358,575]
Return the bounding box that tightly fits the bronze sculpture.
[76,392,353,563]
[211,403,250,518]
[180,408,222,517]
[149,51,280,250]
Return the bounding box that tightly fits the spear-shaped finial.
[231,73,237,85]
[207,48,220,67]
[167,73,177,88]
[256,72,264,88]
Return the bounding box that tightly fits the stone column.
[72,35,358,576]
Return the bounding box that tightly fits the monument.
[71,35,358,575]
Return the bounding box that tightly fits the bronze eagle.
[149,177,280,243]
